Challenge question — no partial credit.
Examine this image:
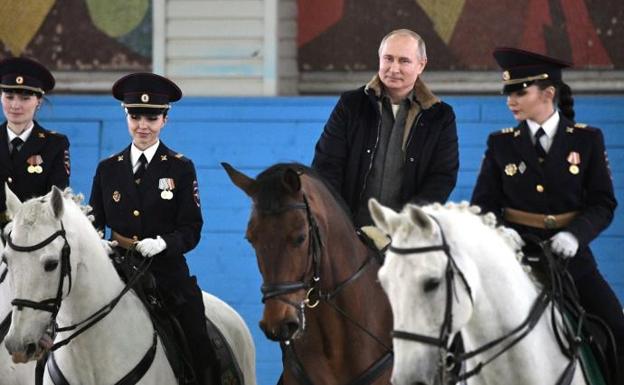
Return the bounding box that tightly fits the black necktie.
[10,137,23,160]
[534,128,547,163]
[134,154,148,184]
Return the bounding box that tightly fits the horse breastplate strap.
[46,331,158,385]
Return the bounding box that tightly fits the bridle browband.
[256,193,393,385]
[387,215,571,384]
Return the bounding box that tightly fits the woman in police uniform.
[0,57,70,225]
[471,47,624,371]
[88,73,216,385]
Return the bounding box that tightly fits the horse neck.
[441,212,569,379]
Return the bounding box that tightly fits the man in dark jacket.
[312,29,459,226]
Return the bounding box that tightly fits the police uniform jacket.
[312,75,459,216]
[89,141,203,282]
[0,121,70,212]
[471,115,617,278]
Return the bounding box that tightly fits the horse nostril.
[26,343,37,357]
[283,319,300,338]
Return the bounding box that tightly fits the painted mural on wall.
[0,0,151,70]
[298,0,623,71]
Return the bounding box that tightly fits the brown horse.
[223,162,393,385]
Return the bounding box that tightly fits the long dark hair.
[535,79,575,122]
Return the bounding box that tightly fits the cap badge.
[504,163,517,176]
[502,71,510,81]
[15,76,24,84]
[141,93,150,103]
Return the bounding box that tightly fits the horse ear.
[5,183,22,218]
[369,198,399,234]
[406,205,433,234]
[221,162,258,197]
[51,186,64,219]
[282,168,301,193]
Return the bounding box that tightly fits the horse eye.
[423,278,441,293]
[44,260,59,272]
[294,234,306,246]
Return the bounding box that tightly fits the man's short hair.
[378,29,427,60]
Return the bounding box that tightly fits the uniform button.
[409,157,415,162]
[133,210,140,217]
[7,177,12,183]
[366,149,371,154]
[536,184,544,193]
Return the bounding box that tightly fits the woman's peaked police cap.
[112,72,182,114]
[0,57,55,95]
[493,47,571,94]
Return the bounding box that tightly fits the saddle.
[112,249,243,385]
[521,236,619,385]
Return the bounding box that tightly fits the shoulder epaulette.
[493,127,514,136]
[174,153,184,159]
[574,122,587,128]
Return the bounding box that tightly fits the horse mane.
[421,201,533,279]
[255,163,353,223]
[15,188,96,235]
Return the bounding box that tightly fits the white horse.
[0,234,36,385]
[369,199,587,385]
[2,186,256,385]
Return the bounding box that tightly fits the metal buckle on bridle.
[303,287,319,308]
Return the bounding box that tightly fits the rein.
[0,262,10,343]
[388,215,579,385]
[258,193,392,385]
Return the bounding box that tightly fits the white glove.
[498,226,525,250]
[550,231,579,258]
[135,236,167,258]
[100,239,118,255]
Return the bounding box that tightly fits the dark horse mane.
[255,163,353,225]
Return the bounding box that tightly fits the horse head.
[370,199,476,385]
[2,185,107,364]
[224,162,332,342]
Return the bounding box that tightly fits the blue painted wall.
[36,94,623,385]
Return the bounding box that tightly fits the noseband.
[7,223,72,320]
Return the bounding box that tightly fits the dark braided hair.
[535,79,575,122]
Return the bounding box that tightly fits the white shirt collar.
[131,140,160,166]
[527,110,559,138]
[7,122,35,144]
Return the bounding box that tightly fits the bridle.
[388,215,569,384]
[259,195,323,312]
[389,215,472,384]
[5,220,159,385]
[8,223,72,321]
[257,193,393,385]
